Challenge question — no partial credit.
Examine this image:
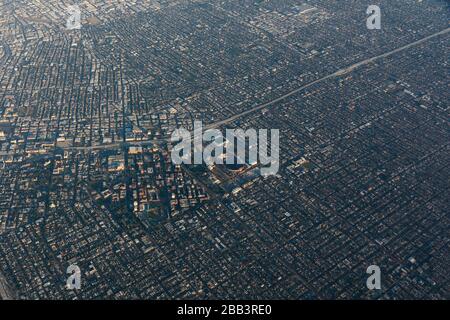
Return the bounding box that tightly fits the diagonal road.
[0,273,16,300]
[206,27,450,129]
[12,27,447,154]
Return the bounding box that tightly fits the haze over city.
[0,0,448,301]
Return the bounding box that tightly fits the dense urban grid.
[0,0,449,299]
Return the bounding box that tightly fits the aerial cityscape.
[0,0,448,301]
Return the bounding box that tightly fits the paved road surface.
[0,273,16,300]
[206,27,450,128]
[2,27,448,155]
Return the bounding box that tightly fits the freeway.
[6,27,448,154]
[206,27,450,128]
[0,272,16,300]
